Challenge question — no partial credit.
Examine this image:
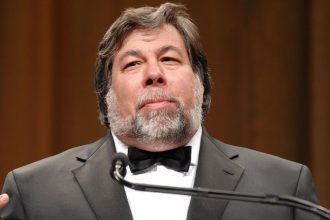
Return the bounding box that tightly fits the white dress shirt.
[112,126,202,220]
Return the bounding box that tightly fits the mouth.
[139,99,175,110]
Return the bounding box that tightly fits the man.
[0,3,320,220]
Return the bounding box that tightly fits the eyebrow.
[156,45,183,57]
[118,50,143,63]
[118,45,183,63]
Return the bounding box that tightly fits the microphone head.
[110,153,129,179]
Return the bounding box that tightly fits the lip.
[140,99,174,110]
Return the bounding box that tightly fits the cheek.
[172,77,196,108]
[111,78,140,116]
[185,86,198,109]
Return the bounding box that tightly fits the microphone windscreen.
[110,153,129,178]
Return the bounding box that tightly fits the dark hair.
[95,2,211,127]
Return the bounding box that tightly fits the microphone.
[110,153,330,219]
[110,153,128,180]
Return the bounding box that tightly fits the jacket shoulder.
[12,132,111,177]
[203,130,310,193]
[206,132,303,171]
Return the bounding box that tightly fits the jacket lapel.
[187,129,245,220]
[72,132,133,220]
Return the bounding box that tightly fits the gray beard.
[106,77,203,149]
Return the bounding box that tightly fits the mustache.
[136,89,181,110]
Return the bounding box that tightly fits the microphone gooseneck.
[110,153,330,219]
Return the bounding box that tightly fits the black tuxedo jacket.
[1,128,319,219]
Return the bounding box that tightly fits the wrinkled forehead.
[113,24,188,59]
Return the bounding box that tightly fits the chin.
[134,142,184,152]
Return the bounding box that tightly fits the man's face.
[107,24,203,151]
[112,24,197,118]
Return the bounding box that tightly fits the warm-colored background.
[0,0,329,208]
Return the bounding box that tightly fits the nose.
[143,62,166,87]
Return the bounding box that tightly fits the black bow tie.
[128,146,191,174]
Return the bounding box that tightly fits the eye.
[161,57,180,64]
[123,61,141,70]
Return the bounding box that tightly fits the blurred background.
[0,0,329,207]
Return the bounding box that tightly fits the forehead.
[116,24,187,54]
